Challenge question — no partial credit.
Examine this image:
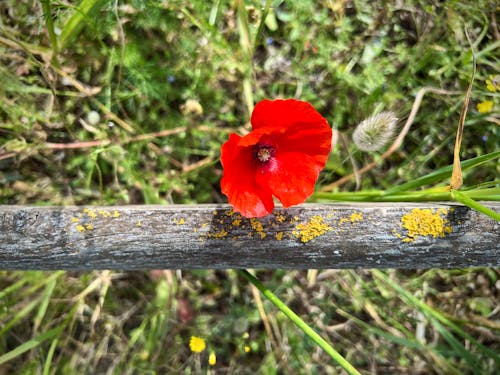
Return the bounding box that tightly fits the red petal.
[273,122,332,166]
[251,99,328,132]
[251,99,332,165]
[255,152,321,207]
[220,133,274,217]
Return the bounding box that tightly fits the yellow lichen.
[250,218,266,239]
[392,229,402,239]
[338,217,349,225]
[99,210,112,217]
[85,223,94,230]
[275,213,287,223]
[209,229,228,239]
[112,210,120,218]
[75,224,86,232]
[83,208,98,219]
[293,215,332,243]
[400,208,452,243]
[71,217,80,223]
[350,212,363,223]
[173,217,185,225]
[276,232,284,241]
[136,221,142,227]
[232,219,242,227]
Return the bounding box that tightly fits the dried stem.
[320,87,462,191]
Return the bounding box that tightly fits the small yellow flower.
[477,100,494,114]
[208,351,216,366]
[486,75,499,92]
[189,336,206,353]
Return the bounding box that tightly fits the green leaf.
[240,270,361,375]
[58,0,108,49]
[384,151,500,195]
[0,326,63,365]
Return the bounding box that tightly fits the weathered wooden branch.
[0,203,498,270]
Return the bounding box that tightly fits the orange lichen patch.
[350,212,363,223]
[293,215,332,243]
[399,208,452,243]
[276,232,284,241]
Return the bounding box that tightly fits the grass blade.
[58,0,108,49]
[372,270,500,367]
[451,189,500,221]
[252,0,271,53]
[40,0,59,61]
[314,187,500,202]
[384,151,500,195]
[240,270,361,375]
[42,338,58,375]
[33,277,59,334]
[0,326,63,365]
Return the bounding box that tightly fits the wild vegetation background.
[0,0,498,373]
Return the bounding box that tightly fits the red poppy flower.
[220,99,332,218]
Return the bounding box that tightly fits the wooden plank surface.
[0,203,498,270]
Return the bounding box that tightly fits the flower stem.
[240,270,361,375]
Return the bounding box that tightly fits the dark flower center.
[254,144,275,164]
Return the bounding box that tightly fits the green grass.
[0,0,499,373]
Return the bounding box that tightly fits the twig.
[182,155,215,174]
[0,152,16,161]
[41,125,227,150]
[339,132,361,190]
